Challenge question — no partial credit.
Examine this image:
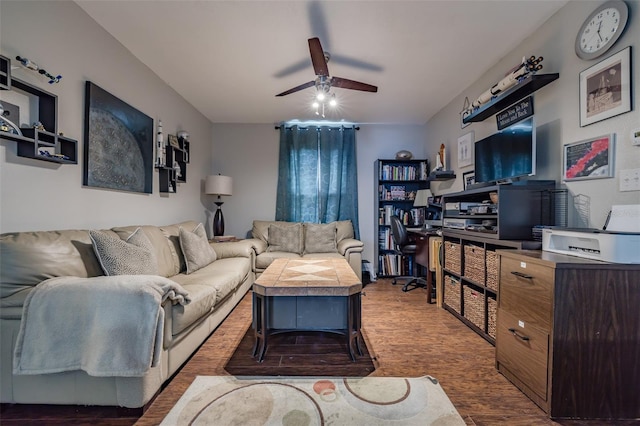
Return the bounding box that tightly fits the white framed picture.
[580,47,632,127]
[563,134,615,181]
[457,131,473,168]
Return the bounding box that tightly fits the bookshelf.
[374,159,429,277]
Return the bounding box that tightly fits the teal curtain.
[276,125,359,238]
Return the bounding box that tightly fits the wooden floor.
[1,279,637,425]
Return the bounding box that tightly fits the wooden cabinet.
[442,231,539,343]
[496,249,640,420]
[0,56,78,164]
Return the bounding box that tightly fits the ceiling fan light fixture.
[316,91,325,101]
[329,94,337,107]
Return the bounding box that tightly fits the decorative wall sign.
[496,96,534,130]
[83,82,153,193]
[580,47,632,127]
[563,134,615,181]
[457,131,473,168]
[168,134,180,149]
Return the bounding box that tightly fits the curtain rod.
[274,125,360,130]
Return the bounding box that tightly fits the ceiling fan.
[276,37,378,98]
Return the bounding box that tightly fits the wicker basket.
[463,286,484,331]
[486,250,499,292]
[444,275,461,314]
[444,241,461,274]
[487,297,497,339]
[463,244,485,284]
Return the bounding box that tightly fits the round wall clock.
[575,0,628,60]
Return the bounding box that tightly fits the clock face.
[575,0,628,60]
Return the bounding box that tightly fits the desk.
[409,229,440,304]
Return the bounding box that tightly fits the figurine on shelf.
[32,121,45,131]
[155,119,165,167]
[435,143,446,171]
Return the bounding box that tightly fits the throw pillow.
[266,223,303,254]
[89,228,159,276]
[335,220,355,242]
[304,223,338,253]
[179,223,217,274]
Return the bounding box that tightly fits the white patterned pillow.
[267,223,303,254]
[304,222,338,253]
[90,228,159,276]
[179,223,217,274]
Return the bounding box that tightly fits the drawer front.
[499,256,553,330]
[496,308,549,401]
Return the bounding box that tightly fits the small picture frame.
[563,134,615,181]
[580,47,632,127]
[168,134,180,149]
[457,131,473,168]
[463,171,475,190]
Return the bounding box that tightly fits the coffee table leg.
[253,292,268,362]
[347,293,363,361]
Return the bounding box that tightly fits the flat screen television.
[474,117,536,185]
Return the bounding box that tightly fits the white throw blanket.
[13,275,190,377]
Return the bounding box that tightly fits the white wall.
[429,0,640,229]
[0,1,212,233]
[212,123,427,264]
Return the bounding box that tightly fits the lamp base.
[213,201,225,236]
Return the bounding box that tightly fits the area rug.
[160,375,465,425]
[224,327,376,377]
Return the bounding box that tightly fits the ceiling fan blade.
[331,76,378,93]
[308,37,329,77]
[276,80,316,97]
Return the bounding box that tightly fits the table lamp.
[205,175,233,236]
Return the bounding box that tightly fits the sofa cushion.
[266,223,303,254]
[179,223,217,274]
[170,257,250,334]
[89,228,159,276]
[335,220,355,242]
[255,251,301,270]
[160,220,200,274]
[112,225,178,278]
[304,222,338,253]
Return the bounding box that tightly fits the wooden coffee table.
[252,258,363,362]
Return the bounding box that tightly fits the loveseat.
[0,220,254,408]
[247,220,364,280]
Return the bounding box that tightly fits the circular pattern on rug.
[178,382,323,425]
[339,377,427,420]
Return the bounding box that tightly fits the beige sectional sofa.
[0,220,254,408]
[247,220,364,280]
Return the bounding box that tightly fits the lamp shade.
[205,175,233,196]
[413,189,432,207]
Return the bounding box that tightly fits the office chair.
[389,215,427,292]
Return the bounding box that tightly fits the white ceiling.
[76,0,567,125]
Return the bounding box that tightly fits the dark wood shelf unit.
[156,135,190,193]
[0,57,78,165]
[0,55,10,90]
[375,159,430,277]
[463,73,559,123]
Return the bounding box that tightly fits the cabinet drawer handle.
[510,271,533,280]
[508,328,530,341]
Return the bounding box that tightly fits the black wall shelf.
[462,73,559,124]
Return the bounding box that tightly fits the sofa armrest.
[244,238,268,255]
[210,240,254,259]
[337,238,364,256]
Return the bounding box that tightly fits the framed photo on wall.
[563,134,615,181]
[463,171,475,190]
[579,47,632,127]
[457,131,473,168]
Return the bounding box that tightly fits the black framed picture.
[83,81,153,193]
[463,171,475,190]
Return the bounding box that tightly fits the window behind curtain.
[276,124,359,238]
